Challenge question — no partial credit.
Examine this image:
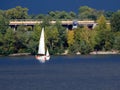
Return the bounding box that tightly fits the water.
[0,55,120,90]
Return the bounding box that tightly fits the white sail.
[46,48,49,56]
[46,48,50,60]
[38,28,45,54]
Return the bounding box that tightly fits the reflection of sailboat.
[35,28,50,63]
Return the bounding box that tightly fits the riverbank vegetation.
[0,6,120,55]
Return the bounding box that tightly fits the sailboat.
[35,28,50,63]
[46,48,50,60]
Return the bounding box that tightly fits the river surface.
[0,55,120,90]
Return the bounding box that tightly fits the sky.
[0,0,120,14]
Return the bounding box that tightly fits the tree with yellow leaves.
[67,30,75,47]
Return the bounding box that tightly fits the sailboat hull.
[46,56,50,61]
[35,55,46,63]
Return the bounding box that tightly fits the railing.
[9,19,96,25]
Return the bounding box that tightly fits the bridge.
[9,19,96,25]
[9,19,107,30]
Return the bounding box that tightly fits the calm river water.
[0,55,120,90]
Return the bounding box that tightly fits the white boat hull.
[35,55,46,63]
[46,56,50,61]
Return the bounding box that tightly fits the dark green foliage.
[105,11,114,20]
[111,11,120,32]
[0,15,9,34]
[41,16,51,27]
[68,43,80,54]
[5,6,29,19]
[55,21,68,53]
[78,6,104,20]
[2,28,15,55]
[48,11,77,20]
[113,32,120,51]
[79,41,92,55]
[95,31,114,51]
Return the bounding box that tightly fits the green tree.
[67,30,76,54]
[55,21,67,53]
[69,11,76,19]
[67,28,82,54]
[48,11,57,19]
[30,24,42,54]
[0,15,9,34]
[45,26,59,54]
[5,6,28,19]
[41,16,51,27]
[96,15,107,30]
[33,24,42,40]
[94,15,113,51]
[14,25,32,53]
[2,28,15,55]
[79,27,97,54]
[36,14,45,19]
[105,11,114,20]
[74,28,82,52]
[78,6,95,20]
[78,6,104,20]
[113,32,120,51]
[0,32,3,54]
[48,11,76,20]
[80,40,92,54]
[97,31,114,51]
[111,11,120,32]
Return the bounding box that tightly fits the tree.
[105,11,114,20]
[14,25,32,53]
[111,11,120,32]
[0,15,9,34]
[55,21,67,53]
[78,6,95,20]
[74,28,82,52]
[67,30,76,54]
[79,27,97,54]
[113,32,120,51]
[94,15,113,51]
[48,11,57,19]
[67,30,75,46]
[5,6,28,19]
[57,11,70,19]
[67,28,82,54]
[30,24,42,54]
[48,11,76,20]
[96,15,107,30]
[36,14,45,19]
[0,32,3,54]
[2,28,15,55]
[45,26,59,54]
[41,16,51,27]
[69,11,77,19]
[78,6,104,20]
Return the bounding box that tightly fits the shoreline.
[9,53,31,56]
[0,51,119,57]
[90,51,120,55]
[62,50,120,55]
